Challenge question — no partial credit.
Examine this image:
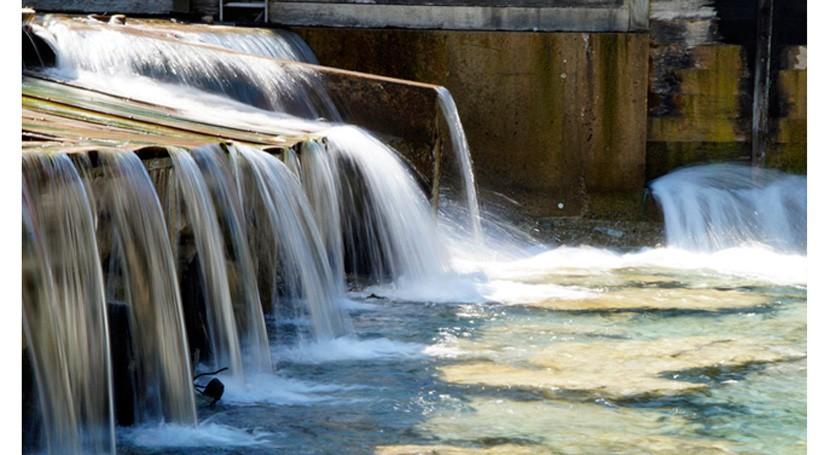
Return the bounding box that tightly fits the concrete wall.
[269,0,648,32]
[296,28,649,218]
[24,0,183,14]
[646,0,807,178]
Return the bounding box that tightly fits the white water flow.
[650,163,807,253]
[324,126,452,287]
[229,144,352,339]
[22,153,116,454]
[190,145,272,371]
[35,16,339,120]
[436,87,482,243]
[299,141,346,288]
[168,148,244,376]
[282,147,305,181]
[150,24,320,63]
[98,151,197,424]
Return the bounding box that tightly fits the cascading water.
[22,153,115,454]
[168,148,244,376]
[324,126,452,287]
[299,141,346,288]
[282,147,305,181]
[21,14,809,455]
[30,16,486,252]
[229,143,352,339]
[154,24,320,63]
[190,145,272,371]
[33,16,339,120]
[649,163,807,253]
[97,150,197,425]
[436,87,483,243]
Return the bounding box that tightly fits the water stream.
[22,17,807,455]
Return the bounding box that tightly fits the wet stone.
[440,336,804,400]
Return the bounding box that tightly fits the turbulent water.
[650,163,807,253]
[22,16,807,455]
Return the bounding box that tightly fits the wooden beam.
[751,0,774,166]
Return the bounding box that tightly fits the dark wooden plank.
[752,0,774,166]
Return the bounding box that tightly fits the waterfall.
[229,144,353,339]
[324,126,451,286]
[649,163,807,253]
[34,16,339,120]
[168,148,244,376]
[97,150,197,424]
[22,19,492,451]
[190,145,272,372]
[299,141,346,288]
[436,87,483,243]
[158,25,320,63]
[23,153,115,454]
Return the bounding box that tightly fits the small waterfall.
[282,147,305,180]
[324,126,451,285]
[163,25,320,63]
[190,145,272,372]
[299,141,346,288]
[97,150,197,424]
[34,17,339,120]
[23,153,115,454]
[168,148,244,376]
[229,144,352,339]
[649,163,807,252]
[436,87,482,243]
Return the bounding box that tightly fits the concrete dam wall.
[23,0,806,220]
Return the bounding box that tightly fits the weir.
[20,8,807,455]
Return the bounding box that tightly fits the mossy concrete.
[295,28,649,218]
[647,43,806,179]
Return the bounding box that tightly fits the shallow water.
[118,247,806,455]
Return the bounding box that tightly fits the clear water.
[24,17,806,455]
[116,245,806,454]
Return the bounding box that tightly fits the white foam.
[119,422,271,449]
[461,245,806,286]
[362,273,485,304]
[276,336,426,363]
[219,373,355,406]
[478,280,597,305]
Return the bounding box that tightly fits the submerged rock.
[397,397,736,454]
[528,288,770,313]
[440,336,804,400]
[375,444,539,455]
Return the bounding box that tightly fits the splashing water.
[23,152,116,454]
[21,16,808,455]
[650,163,807,253]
